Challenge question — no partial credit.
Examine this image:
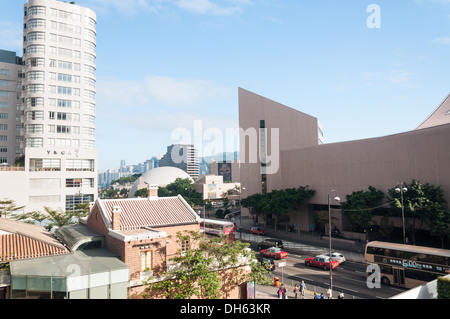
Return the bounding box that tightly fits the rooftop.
[93,195,200,231]
[0,218,69,262]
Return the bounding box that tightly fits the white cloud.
[86,0,170,15]
[175,0,251,15]
[143,75,231,105]
[97,75,231,109]
[389,70,417,86]
[95,74,235,139]
[431,37,450,45]
[85,0,252,16]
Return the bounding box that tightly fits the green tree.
[42,206,79,231]
[17,207,78,231]
[111,174,141,185]
[73,201,90,218]
[340,186,384,236]
[12,210,46,226]
[388,179,449,245]
[241,193,266,224]
[241,186,315,228]
[424,203,450,248]
[0,199,25,218]
[261,186,315,230]
[141,231,271,299]
[134,188,148,198]
[158,178,203,207]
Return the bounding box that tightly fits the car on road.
[305,256,339,270]
[260,247,288,260]
[321,252,346,264]
[250,226,265,235]
[257,238,284,250]
[257,257,275,271]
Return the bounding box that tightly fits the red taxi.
[305,256,339,270]
[250,226,265,235]
[260,247,288,260]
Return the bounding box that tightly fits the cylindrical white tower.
[22,0,98,212]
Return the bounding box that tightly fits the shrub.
[437,276,450,299]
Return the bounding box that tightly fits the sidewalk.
[255,283,316,299]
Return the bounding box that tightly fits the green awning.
[54,224,104,251]
[10,249,129,292]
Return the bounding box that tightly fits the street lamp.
[328,190,340,298]
[395,183,408,244]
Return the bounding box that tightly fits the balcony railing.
[0,166,25,172]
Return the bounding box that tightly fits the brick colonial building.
[84,185,201,297]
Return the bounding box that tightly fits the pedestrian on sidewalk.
[277,284,287,299]
[326,287,332,299]
[293,284,299,299]
[300,280,306,299]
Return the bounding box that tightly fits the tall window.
[181,239,190,253]
[260,120,267,194]
[141,251,152,271]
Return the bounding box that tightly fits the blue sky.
[1,0,449,172]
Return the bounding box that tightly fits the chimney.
[89,202,94,214]
[148,184,158,200]
[112,206,121,230]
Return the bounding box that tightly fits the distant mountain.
[201,151,239,163]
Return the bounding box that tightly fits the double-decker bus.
[365,241,450,288]
[200,219,236,241]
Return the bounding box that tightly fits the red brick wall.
[156,223,200,259]
[85,204,204,295]
[86,205,109,235]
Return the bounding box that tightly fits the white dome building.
[129,167,194,198]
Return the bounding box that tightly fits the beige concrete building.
[193,174,240,203]
[238,88,450,235]
[209,160,241,183]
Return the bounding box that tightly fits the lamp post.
[395,183,408,244]
[328,190,340,298]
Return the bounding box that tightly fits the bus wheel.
[381,277,390,286]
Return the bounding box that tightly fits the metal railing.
[264,273,363,299]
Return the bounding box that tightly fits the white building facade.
[0,0,98,214]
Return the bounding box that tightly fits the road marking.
[341,276,366,284]
[390,287,406,292]
[333,285,359,294]
[292,275,314,282]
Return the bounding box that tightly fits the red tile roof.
[96,195,200,231]
[0,218,69,262]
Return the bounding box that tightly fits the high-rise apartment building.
[159,144,199,180]
[0,0,98,214]
[0,50,23,165]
